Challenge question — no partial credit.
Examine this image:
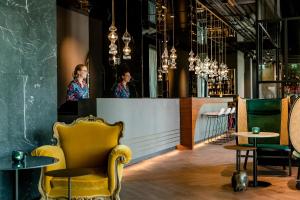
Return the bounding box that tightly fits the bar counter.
[96,97,234,161]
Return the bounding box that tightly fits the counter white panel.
[96,98,180,161]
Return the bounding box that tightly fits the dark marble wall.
[0,0,57,199]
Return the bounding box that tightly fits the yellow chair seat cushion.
[49,168,111,198]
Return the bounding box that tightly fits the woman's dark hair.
[73,64,86,79]
[120,66,130,76]
[118,66,131,82]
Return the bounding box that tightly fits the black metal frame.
[255,9,300,98]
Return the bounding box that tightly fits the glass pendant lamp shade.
[123,45,131,59]
[203,56,210,69]
[109,43,118,55]
[158,71,163,81]
[108,26,118,56]
[188,50,195,71]
[122,31,131,44]
[122,31,131,59]
[162,47,169,73]
[122,0,132,60]
[108,25,118,43]
[169,47,177,69]
[194,55,200,73]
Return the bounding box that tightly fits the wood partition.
[177,97,233,150]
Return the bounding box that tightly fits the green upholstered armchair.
[31,116,132,200]
[237,97,292,175]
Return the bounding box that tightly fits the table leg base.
[248,181,271,187]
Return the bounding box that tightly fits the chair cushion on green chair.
[247,99,281,144]
[240,144,289,151]
[256,144,290,151]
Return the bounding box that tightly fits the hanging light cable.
[188,1,195,71]
[161,0,169,73]
[195,3,201,75]
[212,15,218,77]
[220,21,225,69]
[169,0,177,69]
[122,0,132,60]
[203,9,210,75]
[108,0,118,57]
[198,9,206,78]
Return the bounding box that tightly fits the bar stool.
[229,107,236,130]
[212,107,231,144]
[203,108,226,142]
[223,107,232,135]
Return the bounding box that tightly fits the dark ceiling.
[198,0,256,42]
[57,0,256,43]
[57,0,300,47]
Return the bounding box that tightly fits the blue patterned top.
[114,82,130,98]
[66,79,89,101]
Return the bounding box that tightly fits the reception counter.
[96,98,180,162]
[61,97,235,162]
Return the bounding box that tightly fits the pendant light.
[203,9,210,75]
[169,0,177,69]
[161,2,169,73]
[122,0,132,60]
[188,3,195,71]
[108,0,118,56]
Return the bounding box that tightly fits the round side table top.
[0,156,57,171]
[233,132,279,138]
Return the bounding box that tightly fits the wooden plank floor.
[120,141,300,200]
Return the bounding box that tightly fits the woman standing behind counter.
[114,69,132,98]
[66,64,89,101]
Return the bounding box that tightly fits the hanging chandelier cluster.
[157,0,177,81]
[188,1,234,82]
[108,0,132,65]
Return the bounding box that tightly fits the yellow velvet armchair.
[31,116,132,200]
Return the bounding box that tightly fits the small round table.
[0,155,57,200]
[233,132,279,187]
[45,168,93,200]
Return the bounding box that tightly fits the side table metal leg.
[68,177,71,200]
[253,138,257,187]
[236,150,241,171]
[15,169,19,200]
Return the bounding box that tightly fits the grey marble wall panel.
[0,0,57,199]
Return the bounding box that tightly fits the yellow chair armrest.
[107,145,132,194]
[31,145,66,170]
[31,145,66,194]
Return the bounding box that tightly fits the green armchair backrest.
[246,99,281,144]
